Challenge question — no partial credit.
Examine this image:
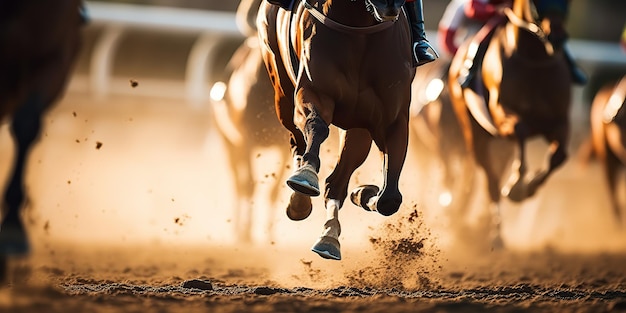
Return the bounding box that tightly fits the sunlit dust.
[437,190,452,207]
[4,89,626,296]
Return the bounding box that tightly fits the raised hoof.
[0,224,30,256]
[286,192,312,221]
[350,185,379,212]
[311,236,341,260]
[286,165,320,197]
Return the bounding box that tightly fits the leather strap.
[302,0,396,35]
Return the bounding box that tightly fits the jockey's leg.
[563,45,588,85]
[404,0,438,67]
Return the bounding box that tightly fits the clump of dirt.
[345,203,442,290]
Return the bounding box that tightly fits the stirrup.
[413,40,439,66]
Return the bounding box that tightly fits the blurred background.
[4,0,625,256]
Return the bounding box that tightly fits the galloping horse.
[588,76,626,225]
[257,0,415,260]
[0,1,83,278]
[448,0,572,245]
[211,0,291,243]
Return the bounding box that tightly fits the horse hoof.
[376,196,402,216]
[311,236,341,260]
[350,185,379,212]
[286,192,313,221]
[286,164,320,197]
[0,224,30,256]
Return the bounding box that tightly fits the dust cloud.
[2,90,625,293]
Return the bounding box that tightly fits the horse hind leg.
[351,118,408,216]
[0,94,45,257]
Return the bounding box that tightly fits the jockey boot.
[404,0,438,67]
[563,46,588,85]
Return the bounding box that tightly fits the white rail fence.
[69,1,244,105]
[71,1,625,104]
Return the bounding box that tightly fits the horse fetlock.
[292,155,303,169]
[322,218,341,238]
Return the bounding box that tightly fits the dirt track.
[1,93,626,312]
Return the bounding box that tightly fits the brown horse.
[0,1,83,278]
[588,76,626,225]
[257,0,415,260]
[210,0,291,244]
[448,0,572,246]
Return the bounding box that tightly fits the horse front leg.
[286,88,331,197]
[312,129,372,260]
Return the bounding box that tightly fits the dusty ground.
[0,92,625,312]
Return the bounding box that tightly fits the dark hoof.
[0,224,30,256]
[286,192,312,221]
[286,165,320,197]
[376,196,402,216]
[350,185,379,212]
[311,236,341,260]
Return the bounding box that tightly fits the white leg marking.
[321,199,341,239]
